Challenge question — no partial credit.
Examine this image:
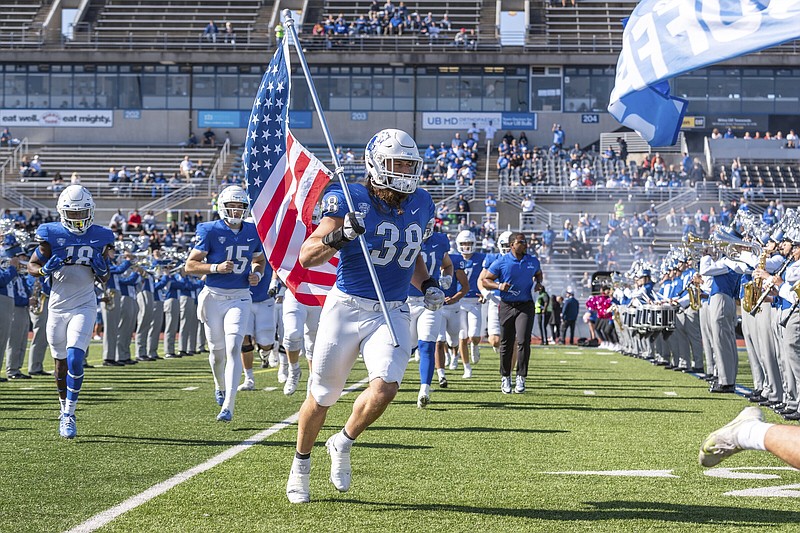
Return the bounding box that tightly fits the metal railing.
[207,138,230,195]
[0,138,30,200]
[138,182,201,218]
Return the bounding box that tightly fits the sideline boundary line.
[66,377,370,533]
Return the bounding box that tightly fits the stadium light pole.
[282,10,400,347]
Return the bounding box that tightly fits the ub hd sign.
[423,112,537,131]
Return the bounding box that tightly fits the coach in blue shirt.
[483,232,543,394]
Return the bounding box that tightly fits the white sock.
[292,456,311,474]
[245,368,254,381]
[65,399,77,416]
[471,344,480,360]
[209,350,226,391]
[333,429,354,452]
[59,398,66,412]
[736,420,773,451]
[279,352,288,366]
[437,368,446,379]
[291,362,300,371]
[419,384,431,396]
[464,362,472,372]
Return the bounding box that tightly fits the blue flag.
[609,0,800,147]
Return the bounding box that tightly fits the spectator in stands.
[521,194,535,214]
[224,22,236,45]
[202,128,216,147]
[680,152,692,176]
[194,160,207,179]
[204,21,219,43]
[552,124,565,151]
[453,28,468,48]
[109,209,126,233]
[19,156,31,179]
[483,120,498,143]
[28,155,45,177]
[142,211,157,233]
[682,216,696,238]
[456,194,470,213]
[775,199,786,220]
[0,128,17,147]
[540,224,555,261]
[724,127,735,139]
[468,123,480,144]
[690,158,705,184]
[616,137,628,163]
[48,173,65,195]
[127,209,142,231]
[275,22,285,45]
[68,172,80,185]
[711,128,722,140]
[186,131,198,148]
[484,194,497,215]
[439,13,451,30]
[179,155,193,181]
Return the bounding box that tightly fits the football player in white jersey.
[452,230,487,371]
[28,185,115,439]
[185,185,266,422]
[479,231,512,352]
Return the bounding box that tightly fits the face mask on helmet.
[365,129,423,194]
[456,230,475,255]
[311,204,322,226]
[57,185,95,235]
[423,219,435,240]
[218,186,250,224]
[497,231,513,254]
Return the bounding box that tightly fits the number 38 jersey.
[323,183,435,302]
[35,222,115,312]
[194,219,264,290]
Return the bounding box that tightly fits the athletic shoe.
[259,350,270,368]
[462,367,472,379]
[237,379,255,391]
[413,351,420,363]
[215,389,225,406]
[501,376,512,394]
[417,391,430,409]
[164,354,179,359]
[443,352,451,368]
[286,459,311,504]
[438,376,448,388]
[59,414,77,439]
[514,375,526,394]
[284,366,302,396]
[92,335,101,341]
[277,364,289,384]
[216,409,232,422]
[471,347,480,365]
[699,406,765,467]
[326,435,352,492]
[448,357,458,371]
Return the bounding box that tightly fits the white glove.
[268,277,281,298]
[439,275,452,290]
[343,211,366,241]
[423,287,445,311]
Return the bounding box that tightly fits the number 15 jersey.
[193,219,264,290]
[323,183,435,302]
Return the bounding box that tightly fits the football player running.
[286,128,442,503]
[408,222,453,407]
[28,185,115,439]
[185,185,266,422]
[452,230,487,372]
[479,231,512,351]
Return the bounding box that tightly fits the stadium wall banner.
[0,109,113,127]
[199,110,313,129]
[422,112,536,131]
[707,115,766,132]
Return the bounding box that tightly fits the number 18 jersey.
[323,183,435,302]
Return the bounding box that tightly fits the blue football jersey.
[194,219,264,290]
[323,183,435,301]
[408,232,450,297]
[451,252,485,298]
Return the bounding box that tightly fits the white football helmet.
[57,185,95,234]
[456,230,475,255]
[365,128,423,194]
[218,185,250,224]
[423,218,435,240]
[497,231,513,254]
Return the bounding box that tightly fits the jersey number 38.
[370,221,422,269]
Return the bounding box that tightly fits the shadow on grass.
[319,499,800,525]
[368,426,568,435]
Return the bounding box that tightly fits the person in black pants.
[550,295,563,344]
[560,290,579,344]
[482,233,543,394]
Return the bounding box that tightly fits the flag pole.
[282,10,400,347]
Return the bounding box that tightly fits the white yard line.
[66,376,370,533]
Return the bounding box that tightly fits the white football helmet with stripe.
[218,185,250,224]
[57,185,95,235]
[365,128,423,194]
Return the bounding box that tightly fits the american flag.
[244,41,337,306]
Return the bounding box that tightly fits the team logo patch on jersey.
[358,202,371,216]
[56,238,66,246]
[218,236,226,244]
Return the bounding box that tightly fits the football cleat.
[284,366,302,396]
[237,379,255,391]
[215,389,225,406]
[699,406,765,467]
[59,414,77,439]
[417,391,430,409]
[501,376,512,394]
[286,459,311,504]
[269,350,279,367]
[216,409,232,422]
[277,364,289,384]
[462,367,472,379]
[259,350,270,368]
[438,376,448,388]
[326,435,352,492]
[448,356,458,371]
[470,346,480,365]
[514,375,526,394]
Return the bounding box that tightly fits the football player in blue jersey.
[479,230,513,352]
[185,185,266,423]
[286,128,444,503]
[28,185,115,439]
[409,222,453,407]
[451,230,486,375]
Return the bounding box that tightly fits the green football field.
[1,342,798,533]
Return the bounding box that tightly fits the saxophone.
[741,250,767,314]
[30,278,47,315]
[687,283,702,311]
[104,288,117,310]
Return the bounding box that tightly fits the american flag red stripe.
[244,43,337,306]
